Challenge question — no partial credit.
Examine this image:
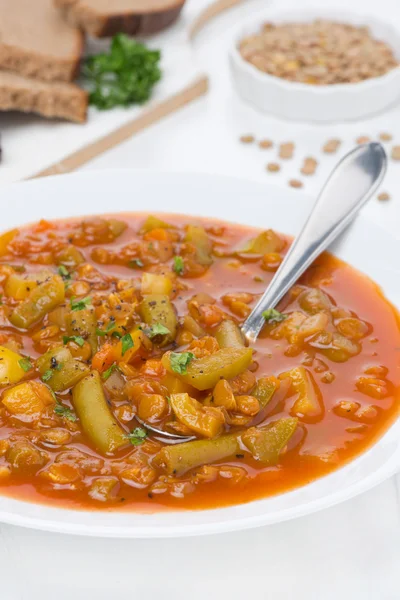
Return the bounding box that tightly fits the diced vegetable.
[280,367,323,421]
[72,371,128,455]
[253,376,279,408]
[140,294,177,346]
[4,273,39,300]
[6,440,46,473]
[9,274,65,329]
[0,229,18,257]
[37,346,90,392]
[212,379,237,410]
[298,288,331,314]
[170,393,225,438]
[141,272,173,296]
[107,219,127,239]
[162,372,197,396]
[55,246,84,267]
[162,347,253,391]
[241,417,298,464]
[215,319,245,348]
[185,225,213,266]
[140,215,173,234]
[66,307,98,355]
[2,381,55,421]
[0,346,27,385]
[241,229,285,254]
[183,315,206,338]
[295,312,330,341]
[155,433,241,476]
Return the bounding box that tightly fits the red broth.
[0,213,398,512]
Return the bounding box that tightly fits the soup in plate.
[0,213,398,511]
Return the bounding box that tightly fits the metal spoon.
[242,142,387,343]
[138,142,387,441]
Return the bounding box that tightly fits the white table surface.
[2,0,400,598]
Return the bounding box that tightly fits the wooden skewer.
[29,0,247,180]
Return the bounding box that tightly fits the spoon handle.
[242,142,387,343]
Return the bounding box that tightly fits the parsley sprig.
[126,427,148,446]
[262,308,287,323]
[169,352,194,375]
[82,34,162,110]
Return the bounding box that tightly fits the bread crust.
[0,38,84,82]
[0,72,88,122]
[54,0,185,37]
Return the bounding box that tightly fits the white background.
[1,0,400,598]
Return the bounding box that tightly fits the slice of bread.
[0,0,84,82]
[0,71,88,122]
[54,0,186,38]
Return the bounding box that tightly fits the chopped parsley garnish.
[18,357,32,372]
[126,427,148,446]
[58,265,71,280]
[170,351,195,375]
[70,296,92,312]
[54,402,77,422]
[146,323,171,339]
[96,320,118,337]
[102,364,120,381]
[129,258,144,269]
[42,370,54,382]
[63,335,85,347]
[262,308,287,323]
[121,333,134,356]
[82,34,162,110]
[173,256,184,275]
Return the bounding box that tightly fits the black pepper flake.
[50,357,58,369]
[236,454,244,459]
[148,492,153,499]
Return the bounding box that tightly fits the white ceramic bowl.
[0,169,399,538]
[229,9,400,122]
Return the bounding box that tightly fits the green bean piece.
[37,346,90,392]
[66,308,98,355]
[72,371,128,455]
[56,245,84,267]
[253,376,279,408]
[185,225,213,266]
[9,275,65,329]
[215,319,245,348]
[140,294,177,346]
[241,229,285,255]
[140,215,174,234]
[241,417,298,465]
[162,347,253,391]
[155,433,241,476]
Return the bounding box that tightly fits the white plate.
[0,169,399,538]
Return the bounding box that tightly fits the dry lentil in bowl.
[239,20,399,85]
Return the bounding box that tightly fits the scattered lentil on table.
[356,136,371,144]
[289,179,303,188]
[266,162,280,172]
[279,142,294,159]
[379,132,393,142]
[259,139,273,149]
[391,146,400,160]
[378,192,391,201]
[323,139,341,154]
[301,157,318,176]
[240,135,255,144]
